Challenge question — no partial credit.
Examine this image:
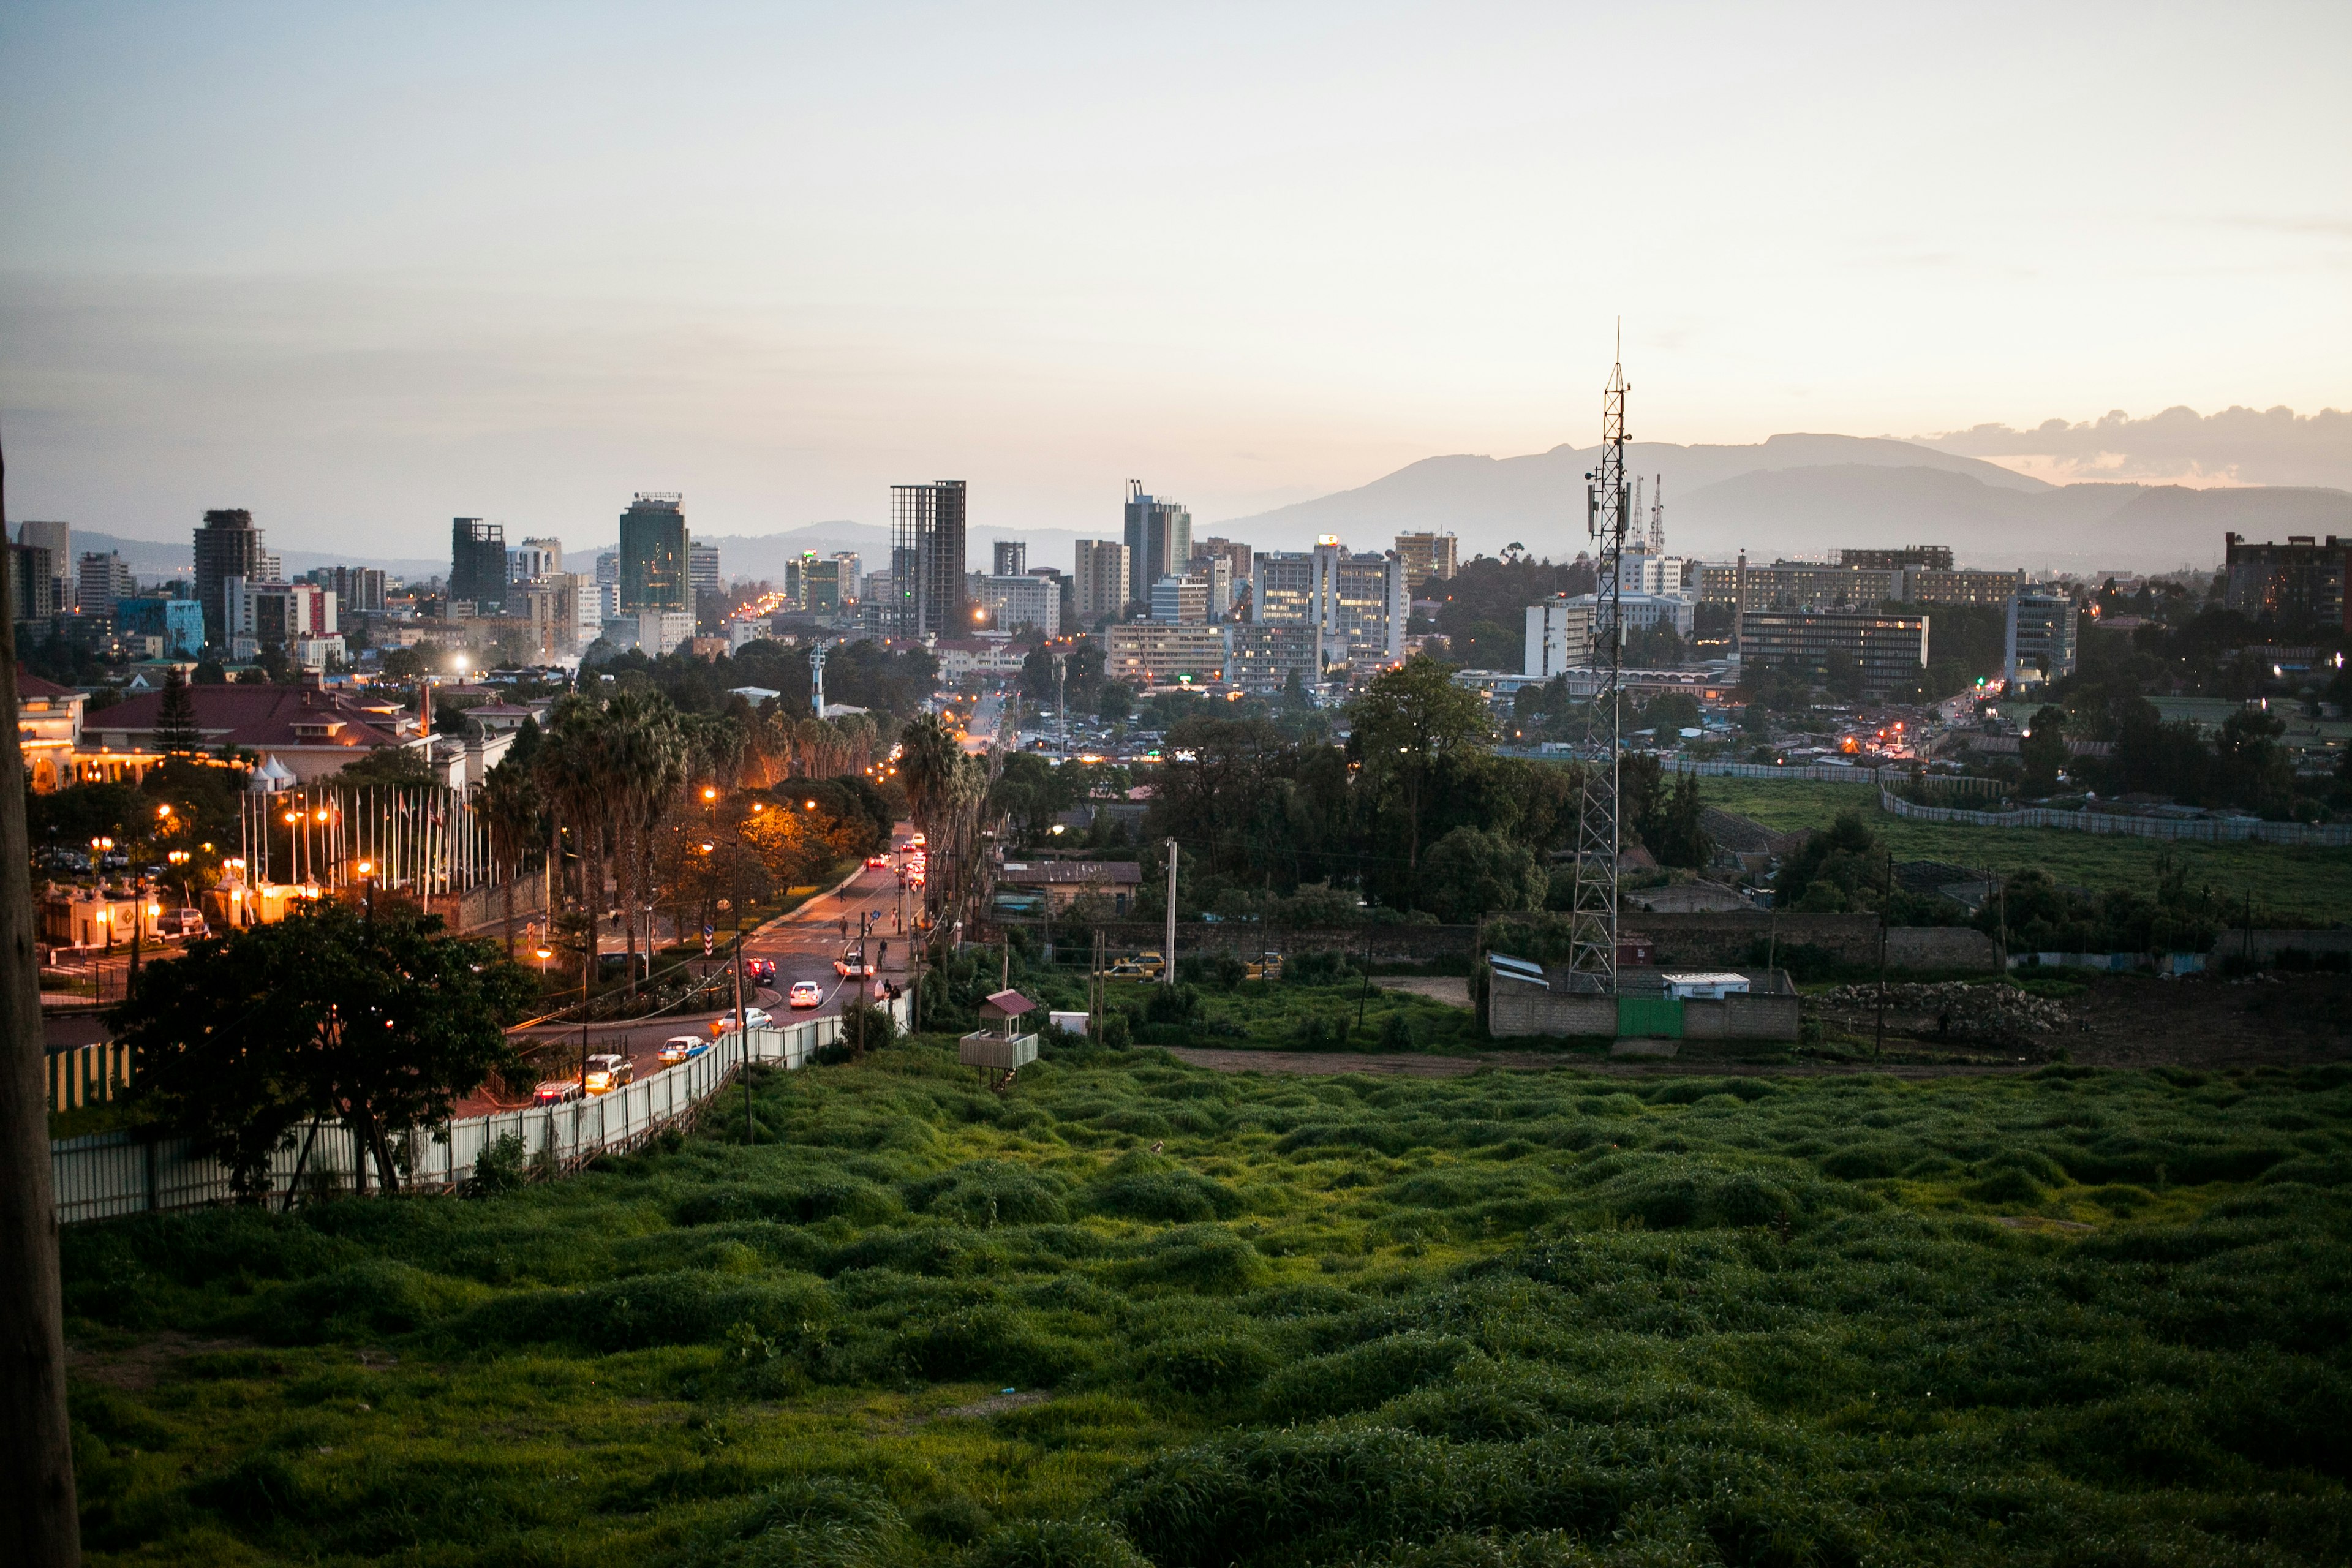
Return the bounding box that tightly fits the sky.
[2,1,2347,559]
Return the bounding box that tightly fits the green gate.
[1616,996,1685,1039]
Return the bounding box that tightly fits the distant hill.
[58,529,443,584]
[1211,435,2352,573]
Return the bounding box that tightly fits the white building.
[601,609,695,657]
[979,573,1061,637]
[1523,598,1595,678]
[688,541,722,598]
[224,576,336,658]
[508,541,562,584]
[1249,537,1407,665]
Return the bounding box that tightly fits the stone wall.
[1885,926,1999,971]
[1088,922,1479,964]
[450,873,550,939]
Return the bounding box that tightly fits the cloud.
[1918,405,2352,491]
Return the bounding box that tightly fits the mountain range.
[47,433,2352,586]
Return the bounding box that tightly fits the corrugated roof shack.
[1486,954,1800,1050]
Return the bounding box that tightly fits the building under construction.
[889,480,970,637]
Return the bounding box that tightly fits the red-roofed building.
[83,681,427,785]
[17,674,164,792]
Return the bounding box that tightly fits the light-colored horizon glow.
[2,1,2346,556]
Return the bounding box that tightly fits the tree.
[477,758,544,960]
[1640,769,1714,869]
[154,666,203,755]
[1419,826,1545,922]
[113,904,530,1196]
[2020,704,2069,797]
[1348,655,1494,874]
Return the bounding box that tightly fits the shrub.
[674,1172,896,1227]
[1283,949,1357,986]
[1258,1332,1476,1421]
[466,1133,528,1198]
[251,1259,478,1344]
[971,1519,1152,1568]
[910,1159,1072,1226]
[1131,1330,1278,1399]
[1090,1152,1243,1223]
[1111,1226,1268,1294]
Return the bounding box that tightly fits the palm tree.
[534,694,611,986]
[602,692,686,990]
[476,758,542,962]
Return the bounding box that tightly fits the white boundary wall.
[51,1001,907,1226]
[1879,787,2352,846]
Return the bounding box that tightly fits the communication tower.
[1567,343,1633,992]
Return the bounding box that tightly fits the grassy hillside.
[1702,776,2352,925]
[63,1041,2352,1566]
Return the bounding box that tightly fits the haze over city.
[3,1,2347,559]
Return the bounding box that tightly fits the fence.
[48,1041,132,1114]
[1878,788,2352,847]
[50,1001,907,1226]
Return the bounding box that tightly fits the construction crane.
[1567,340,1632,994]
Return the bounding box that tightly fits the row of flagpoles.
[235,784,491,915]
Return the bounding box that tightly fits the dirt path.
[1164,1047,2032,1080]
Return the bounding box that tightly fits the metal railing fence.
[1877,788,2352,846]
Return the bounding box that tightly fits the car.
[865,854,890,868]
[1121,950,1167,979]
[712,1007,773,1035]
[657,1035,709,1065]
[533,1079,584,1106]
[582,1054,634,1095]
[1099,961,1152,980]
[788,980,823,1009]
[834,947,876,978]
[910,833,926,847]
[1244,954,1284,981]
[745,958,777,983]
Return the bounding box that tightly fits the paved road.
[486,851,916,1106]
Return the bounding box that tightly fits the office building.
[1101,622,1226,687]
[1224,624,1321,692]
[889,480,968,637]
[992,540,1028,576]
[1611,545,1689,597]
[619,494,688,611]
[595,551,620,588]
[192,508,266,648]
[1909,568,2026,608]
[2006,590,2080,687]
[979,573,1060,637]
[77,551,135,617]
[1842,545,1954,571]
[1122,482,1191,609]
[451,518,508,611]
[2224,533,2352,629]
[601,609,695,658]
[832,551,862,601]
[330,565,388,616]
[1523,598,1596,678]
[508,539,562,585]
[688,540,722,598]
[1072,540,1129,625]
[1737,610,1929,699]
[116,597,206,659]
[1394,532,1459,593]
[224,576,337,657]
[1150,574,1209,625]
[1248,538,1406,662]
[804,556,843,615]
[10,543,60,621]
[17,521,72,611]
[1196,557,1233,617]
[1193,536,1252,587]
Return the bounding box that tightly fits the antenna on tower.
[1650,474,1665,552]
[1567,342,1632,997]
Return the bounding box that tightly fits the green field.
[1703,777,2352,925]
[61,1039,2352,1566]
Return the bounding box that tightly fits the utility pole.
[1163,838,1178,985]
[0,426,84,1566]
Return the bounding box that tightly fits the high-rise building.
[116,597,206,658]
[992,540,1028,576]
[688,540,722,598]
[224,575,337,655]
[832,551,862,601]
[1738,610,1929,698]
[980,573,1060,637]
[451,518,508,611]
[1250,537,1407,665]
[77,551,135,616]
[1224,624,1320,692]
[1123,482,1191,609]
[1524,598,1596,678]
[2006,590,2080,687]
[508,540,562,585]
[595,551,620,588]
[1072,540,1129,625]
[889,481,968,637]
[17,522,72,611]
[2224,533,2352,630]
[1192,536,1252,586]
[619,494,688,611]
[192,508,265,648]
[9,543,59,622]
[1100,622,1227,687]
[1150,575,1209,624]
[805,557,843,615]
[326,565,388,615]
[1394,532,1458,594]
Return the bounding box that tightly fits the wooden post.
[0,425,85,1566]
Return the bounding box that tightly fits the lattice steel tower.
[1567,345,1632,992]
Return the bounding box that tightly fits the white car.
[711,1007,773,1035]
[657,1035,708,1065]
[788,980,823,1010]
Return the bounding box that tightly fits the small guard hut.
[960,989,1040,1091]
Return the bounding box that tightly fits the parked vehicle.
[1119,950,1167,979]
[583,1054,633,1095]
[1099,962,1152,981]
[788,980,823,1009]
[1244,953,1284,981]
[712,1007,772,1035]
[657,1035,707,1065]
[533,1079,584,1106]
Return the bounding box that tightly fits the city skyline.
[2,2,2345,558]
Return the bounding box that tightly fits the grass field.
[1702,777,2352,924]
[61,1038,2352,1567]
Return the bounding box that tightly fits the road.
[483,850,916,1107]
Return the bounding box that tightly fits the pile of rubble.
[1814,981,2072,1044]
